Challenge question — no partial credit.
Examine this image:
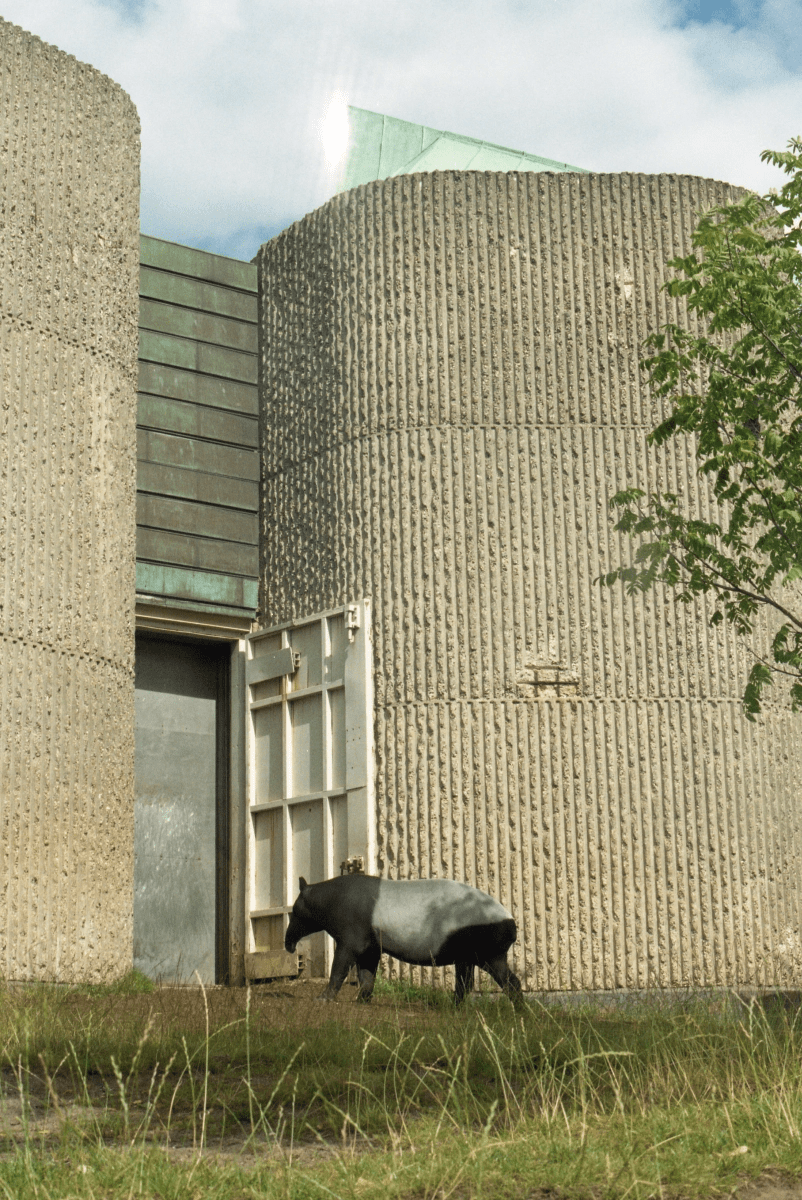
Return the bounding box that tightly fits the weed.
[1,981,802,1198]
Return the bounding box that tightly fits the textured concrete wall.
[258,171,802,991]
[0,21,140,981]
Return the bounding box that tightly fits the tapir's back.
[371,878,513,964]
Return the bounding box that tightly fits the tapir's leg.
[483,954,525,1007]
[454,962,475,1005]
[355,947,381,1003]
[318,940,355,1001]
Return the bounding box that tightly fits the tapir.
[284,874,524,1005]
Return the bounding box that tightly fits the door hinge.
[346,603,360,643]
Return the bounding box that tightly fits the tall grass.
[1,977,802,1198]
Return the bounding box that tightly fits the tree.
[601,139,802,717]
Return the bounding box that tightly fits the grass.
[1,975,802,1198]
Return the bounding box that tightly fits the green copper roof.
[338,106,588,193]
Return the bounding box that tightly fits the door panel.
[134,637,227,984]
[290,695,323,796]
[329,690,346,791]
[244,601,373,979]
[252,808,283,910]
[253,705,283,801]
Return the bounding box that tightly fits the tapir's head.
[284,878,322,953]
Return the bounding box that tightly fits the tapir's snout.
[285,907,312,953]
[286,879,319,953]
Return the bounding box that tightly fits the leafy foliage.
[602,138,802,716]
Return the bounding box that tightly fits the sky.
[2,0,800,260]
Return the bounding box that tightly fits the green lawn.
[1,973,801,1199]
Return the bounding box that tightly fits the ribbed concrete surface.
[0,21,140,981]
[258,171,802,990]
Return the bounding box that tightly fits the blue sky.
[681,0,747,22]
[2,0,800,259]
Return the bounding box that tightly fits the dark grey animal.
[284,874,524,1005]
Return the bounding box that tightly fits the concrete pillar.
[0,20,140,981]
[258,171,802,991]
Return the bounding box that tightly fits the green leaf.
[601,136,802,715]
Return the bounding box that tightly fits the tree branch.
[667,540,802,630]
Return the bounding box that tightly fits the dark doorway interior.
[134,635,230,984]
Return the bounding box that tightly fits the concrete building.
[0,19,140,982]
[2,21,801,990]
[256,170,802,990]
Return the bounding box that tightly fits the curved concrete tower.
[0,21,140,981]
[258,171,802,991]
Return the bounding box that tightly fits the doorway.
[134,635,230,984]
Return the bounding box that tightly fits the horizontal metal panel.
[137,394,258,448]
[137,460,258,510]
[246,647,297,684]
[138,361,257,415]
[136,561,258,609]
[139,298,258,354]
[136,494,258,545]
[140,265,257,323]
[138,428,259,481]
[140,234,256,292]
[136,599,254,638]
[139,330,257,384]
[137,526,258,576]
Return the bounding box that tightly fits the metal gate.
[244,600,374,979]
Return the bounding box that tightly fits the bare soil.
[736,1179,802,1200]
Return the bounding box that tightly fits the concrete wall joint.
[0,633,133,674]
[376,696,786,708]
[259,420,683,481]
[0,313,139,371]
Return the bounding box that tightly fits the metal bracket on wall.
[515,659,580,695]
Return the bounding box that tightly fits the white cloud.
[2,0,801,258]
[321,93,350,170]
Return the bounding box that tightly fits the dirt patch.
[164,1135,366,1169]
[0,1094,96,1142]
[735,1177,802,1200]
[0,980,434,1160]
[19,977,446,1037]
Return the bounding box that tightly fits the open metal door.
[244,600,374,979]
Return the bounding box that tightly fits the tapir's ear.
[298,876,308,892]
